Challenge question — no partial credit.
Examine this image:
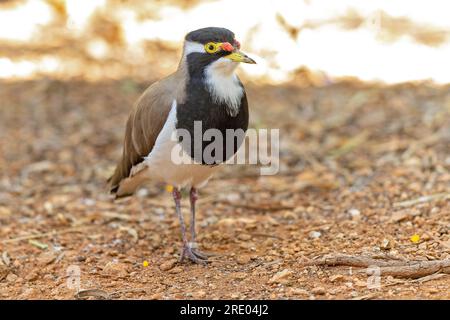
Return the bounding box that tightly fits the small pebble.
[288,288,310,296]
[268,269,292,284]
[232,272,247,280]
[169,266,183,274]
[309,231,322,239]
[37,251,57,266]
[236,255,251,265]
[160,260,177,271]
[103,261,129,277]
[149,293,163,300]
[311,287,326,295]
[380,238,391,250]
[349,208,361,218]
[194,290,206,298]
[6,273,18,283]
[329,274,344,282]
[238,234,252,241]
[25,271,39,281]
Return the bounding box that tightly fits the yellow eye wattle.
[205,42,219,54]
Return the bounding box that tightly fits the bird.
[108,27,256,264]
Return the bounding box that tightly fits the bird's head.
[181,27,256,78]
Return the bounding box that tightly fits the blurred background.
[0,0,449,83]
[0,0,449,299]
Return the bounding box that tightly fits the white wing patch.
[143,99,217,188]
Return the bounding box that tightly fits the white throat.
[204,58,243,117]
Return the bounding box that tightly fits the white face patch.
[204,57,243,117]
[183,41,205,57]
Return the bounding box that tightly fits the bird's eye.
[205,42,219,54]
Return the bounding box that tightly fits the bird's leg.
[188,187,209,260]
[173,188,206,264]
[189,187,198,242]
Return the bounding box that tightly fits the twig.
[411,273,448,283]
[1,225,94,244]
[306,254,407,267]
[306,253,450,279]
[109,288,151,298]
[75,289,111,300]
[393,193,450,208]
[376,261,450,278]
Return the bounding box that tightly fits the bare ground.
[0,78,449,299]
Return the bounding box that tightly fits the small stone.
[238,234,252,241]
[288,288,310,296]
[421,233,431,241]
[76,256,86,262]
[380,238,391,250]
[309,231,321,239]
[22,287,38,298]
[194,290,206,298]
[103,261,129,277]
[37,251,57,266]
[427,288,439,294]
[390,211,409,223]
[136,188,149,198]
[236,255,251,265]
[232,272,247,280]
[43,274,54,281]
[268,269,292,284]
[6,273,18,283]
[0,265,8,281]
[354,279,368,287]
[169,266,183,274]
[349,209,361,218]
[430,207,440,215]
[283,211,297,220]
[225,193,240,202]
[2,252,10,266]
[25,271,39,281]
[329,274,344,282]
[149,293,163,300]
[311,287,326,295]
[160,259,177,271]
[149,234,162,249]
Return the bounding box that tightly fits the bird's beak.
[224,50,256,64]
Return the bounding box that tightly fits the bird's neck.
[178,56,244,116]
[202,62,243,116]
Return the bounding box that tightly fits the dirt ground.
[0,77,449,299]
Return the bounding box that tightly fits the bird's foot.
[180,242,209,265]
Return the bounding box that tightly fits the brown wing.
[109,69,186,197]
